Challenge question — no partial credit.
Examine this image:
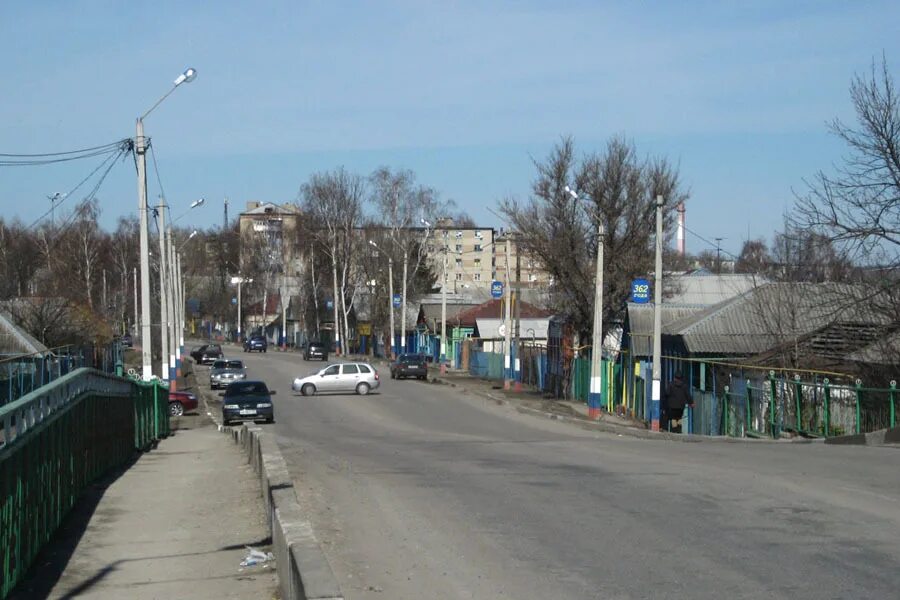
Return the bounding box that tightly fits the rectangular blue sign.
[631,279,651,303]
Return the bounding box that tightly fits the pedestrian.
[665,372,693,433]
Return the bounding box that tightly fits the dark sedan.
[220,380,276,425]
[190,344,223,365]
[390,353,428,380]
[243,334,268,353]
[169,390,199,416]
[304,341,328,361]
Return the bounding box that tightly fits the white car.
[292,362,380,396]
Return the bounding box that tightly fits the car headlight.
[223,404,239,409]
[256,402,272,408]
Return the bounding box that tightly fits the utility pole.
[440,245,448,372]
[514,235,522,392]
[651,195,665,431]
[281,273,287,350]
[133,267,138,337]
[223,196,229,229]
[588,221,605,419]
[157,200,170,382]
[332,245,340,355]
[503,235,513,390]
[401,252,408,354]
[136,118,153,380]
[714,237,724,274]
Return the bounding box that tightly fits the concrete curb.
[825,426,900,447]
[228,425,344,600]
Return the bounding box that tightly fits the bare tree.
[0,218,40,298]
[735,239,771,275]
[301,168,366,354]
[500,136,688,342]
[794,57,900,270]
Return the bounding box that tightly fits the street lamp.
[422,218,450,370]
[565,185,605,419]
[230,276,253,343]
[135,67,197,381]
[368,240,395,359]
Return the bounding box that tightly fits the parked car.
[210,359,247,389]
[243,334,268,353]
[292,362,379,396]
[390,353,428,380]
[220,380,276,425]
[168,390,199,417]
[303,341,328,361]
[190,344,223,365]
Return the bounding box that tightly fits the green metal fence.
[717,373,897,439]
[0,368,168,598]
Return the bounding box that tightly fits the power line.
[27,146,128,229]
[0,139,130,166]
[148,141,167,204]
[682,224,740,261]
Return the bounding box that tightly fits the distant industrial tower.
[676,201,686,255]
[223,197,229,229]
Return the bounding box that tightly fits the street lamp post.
[135,67,196,381]
[231,276,253,343]
[369,240,395,360]
[422,219,449,369]
[565,185,605,419]
[651,195,665,431]
[167,200,204,388]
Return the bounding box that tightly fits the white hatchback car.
[292,362,380,396]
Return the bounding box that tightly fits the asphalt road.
[220,347,900,600]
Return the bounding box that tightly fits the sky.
[1,0,898,258]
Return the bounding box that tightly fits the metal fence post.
[793,374,802,434]
[723,385,730,437]
[890,380,896,430]
[745,380,752,436]
[854,379,862,435]
[769,370,778,439]
[823,378,831,437]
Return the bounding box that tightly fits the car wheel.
[169,401,184,417]
[265,417,274,423]
[301,383,316,396]
[263,348,267,353]
[356,382,371,396]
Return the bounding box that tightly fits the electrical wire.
[682,225,740,260]
[148,141,167,205]
[27,145,128,229]
[0,139,130,166]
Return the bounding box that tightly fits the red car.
[169,390,199,416]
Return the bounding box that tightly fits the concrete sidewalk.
[11,413,277,599]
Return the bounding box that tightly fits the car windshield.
[226,382,269,396]
[225,360,244,369]
[212,360,227,369]
[399,354,422,363]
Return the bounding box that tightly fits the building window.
[456,273,463,281]
[455,258,463,268]
[475,230,483,239]
[473,273,481,281]
[455,244,462,252]
[474,258,481,266]
[474,244,482,252]
[455,230,463,239]
[529,274,538,282]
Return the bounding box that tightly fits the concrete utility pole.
[133,267,138,337]
[514,235,522,391]
[134,67,196,381]
[401,253,408,354]
[503,236,513,390]
[588,220,605,419]
[167,232,177,388]
[157,201,169,382]
[440,246,448,369]
[136,118,153,380]
[369,240,394,359]
[281,274,288,350]
[651,195,665,431]
[564,185,605,418]
[332,248,340,355]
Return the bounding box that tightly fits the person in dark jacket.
[665,373,693,433]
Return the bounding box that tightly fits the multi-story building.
[423,220,552,293]
[238,201,304,277]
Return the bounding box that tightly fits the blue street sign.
[491,280,504,299]
[326,299,334,310]
[231,297,237,305]
[392,294,402,308]
[631,278,651,304]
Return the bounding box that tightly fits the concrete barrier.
[228,426,344,600]
[824,426,900,446]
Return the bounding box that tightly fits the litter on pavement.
[240,546,275,567]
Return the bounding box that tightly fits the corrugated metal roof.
[626,304,707,357]
[666,273,763,305]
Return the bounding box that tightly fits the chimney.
[676,201,686,255]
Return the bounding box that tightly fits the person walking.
[665,373,693,433]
